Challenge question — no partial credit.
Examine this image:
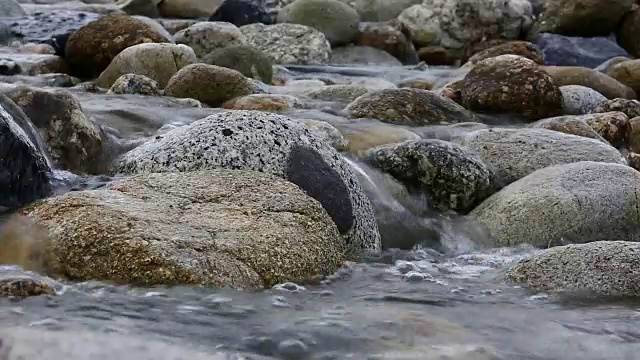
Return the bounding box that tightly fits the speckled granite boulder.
[114,110,381,256]
[458,128,625,185]
[471,161,640,248]
[560,85,607,115]
[528,115,608,143]
[239,23,331,64]
[0,271,58,298]
[107,73,160,96]
[365,139,496,213]
[345,88,475,126]
[505,241,640,298]
[20,170,343,287]
[173,21,246,58]
[590,98,640,118]
[201,44,273,84]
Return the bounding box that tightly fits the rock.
[605,60,640,95]
[346,88,475,126]
[108,73,160,95]
[580,111,630,149]
[461,55,563,120]
[471,161,640,247]
[397,77,434,90]
[628,117,640,153]
[343,0,420,22]
[0,272,57,298]
[173,21,245,58]
[298,118,348,150]
[335,120,421,154]
[458,128,626,186]
[201,44,273,84]
[560,85,607,115]
[158,0,223,18]
[397,0,533,49]
[131,16,174,42]
[210,0,273,27]
[365,139,496,213]
[534,0,634,36]
[590,98,640,118]
[625,149,640,171]
[239,23,331,64]
[21,170,344,287]
[17,43,56,55]
[222,94,302,111]
[595,56,632,74]
[463,41,544,67]
[5,86,103,174]
[95,43,196,89]
[65,13,170,79]
[330,45,402,66]
[505,241,640,298]
[0,0,25,16]
[0,98,52,210]
[7,11,101,46]
[117,0,161,18]
[533,33,631,68]
[357,21,418,65]
[277,0,359,46]
[417,45,462,65]
[528,115,608,143]
[114,110,381,256]
[156,18,198,34]
[617,7,640,58]
[305,84,368,102]
[0,53,67,76]
[542,65,637,100]
[164,64,253,107]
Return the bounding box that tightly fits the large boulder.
[239,23,331,64]
[471,161,640,248]
[458,128,626,185]
[0,98,52,210]
[4,86,103,175]
[163,64,254,107]
[460,55,563,120]
[173,21,246,58]
[19,170,343,287]
[534,0,634,37]
[278,0,360,46]
[365,139,496,213]
[345,88,475,126]
[114,110,382,256]
[397,0,533,49]
[65,13,170,79]
[505,241,640,298]
[96,43,197,89]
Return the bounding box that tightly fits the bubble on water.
[273,282,306,292]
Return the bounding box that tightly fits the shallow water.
[1,64,639,360]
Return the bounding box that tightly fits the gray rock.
[471,161,640,247]
[305,84,369,103]
[278,0,360,46]
[330,45,402,66]
[505,241,640,298]
[528,115,608,143]
[560,85,607,115]
[365,139,496,213]
[114,110,381,256]
[458,128,625,186]
[173,21,246,58]
[240,23,331,64]
[107,73,160,96]
[534,33,631,68]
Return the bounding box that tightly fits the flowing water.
[1,64,640,360]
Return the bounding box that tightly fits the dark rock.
[5,10,100,44]
[533,0,634,37]
[465,41,544,67]
[0,97,52,210]
[41,32,71,58]
[533,33,631,68]
[0,59,20,75]
[616,6,640,58]
[358,21,418,65]
[209,0,273,27]
[202,44,273,84]
[286,145,353,234]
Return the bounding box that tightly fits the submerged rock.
[505,241,640,298]
[458,128,625,186]
[114,110,381,256]
[365,139,496,213]
[345,88,474,126]
[471,161,640,248]
[21,170,343,287]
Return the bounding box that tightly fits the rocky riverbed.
[1,0,640,358]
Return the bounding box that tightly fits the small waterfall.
[343,156,486,254]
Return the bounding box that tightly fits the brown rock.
[357,21,418,65]
[590,98,640,118]
[542,66,637,100]
[617,6,640,58]
[461,55,563,120]
[627,116,640,153]
[345,88,475,126]
[582,111,630,148]
[605,59,640,95]
[624,150,640,171]
[223,94,303,112]
[65,13,170,79]
[464,41,544,67]
[535,0,634,37]
[528,116,608,143]
[418,46,462,66]
[460,39,510,63]
[397,77,434,90]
